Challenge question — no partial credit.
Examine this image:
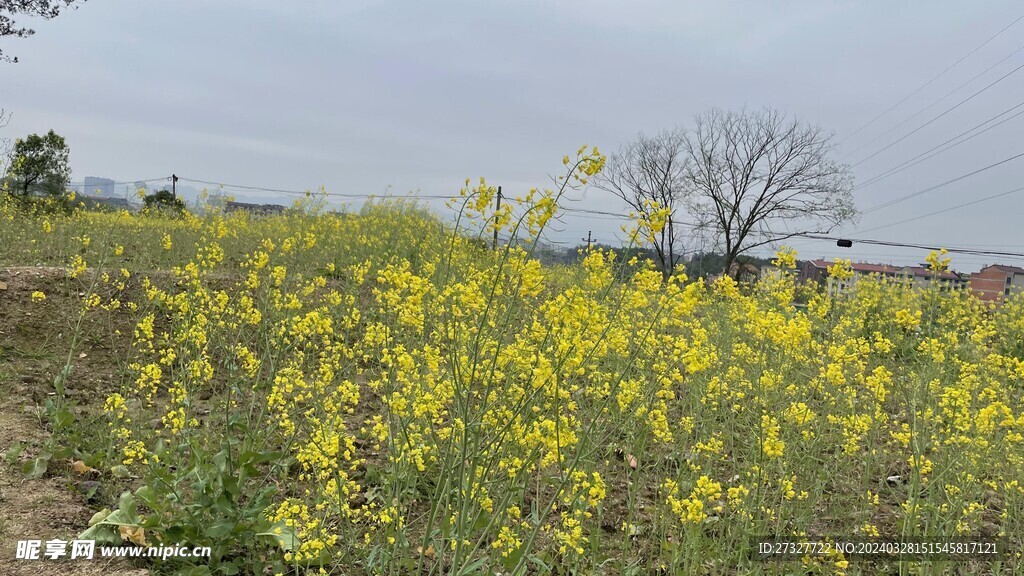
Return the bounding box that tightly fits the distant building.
[224,201,286,216]
[799,259,966,294]
[83,176,117,197]
[201,193,229,214]
[800,260,898,294]
[969,264,1024,303]
[900,265,967,291]
[76,195,133,212]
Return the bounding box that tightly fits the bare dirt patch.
[0,267,146,575]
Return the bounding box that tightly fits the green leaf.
[500,542,527,570]
[222,475,240,497]
[117,491,138,517]
[460,557,488,573]
[52,407,74,428]
[213,449,229,474]
[238,450,284,465]
[101,508,140,528]
[528,554,551,573]
[49,443,73,459]
[135,485,158,508]
[87,508,112,527]
[78,522,121,545]
[110,464,132,478]
[205,522,233,539]
[4,441,23,465]
[256,521,299,551]
[472,509,490,531]
[22,454,50,479]
[78,494,143,545]
[53,364,71,397]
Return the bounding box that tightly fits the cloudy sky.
[2,0,1023,271]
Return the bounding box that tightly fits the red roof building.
[799,259,967,294]
[969,264,1024,303]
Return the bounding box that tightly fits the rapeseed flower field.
[0,149,1021,575]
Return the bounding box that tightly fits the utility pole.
[171,174,179,199]
[493,186,502,250]
[583,231,593,253]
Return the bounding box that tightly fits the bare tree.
[0,108,11,179]
[2,1,87,63]
[683,108,855,279]
[595,130,693,280]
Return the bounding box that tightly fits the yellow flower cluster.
[663,475,723,525]
[8,150,1020,574]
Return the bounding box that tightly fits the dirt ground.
[0,267,147,576]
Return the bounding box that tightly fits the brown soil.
[0,267,147,576]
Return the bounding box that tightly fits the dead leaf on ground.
[119,525,149,547]
[71,459,98,475]
[416,545,436,559]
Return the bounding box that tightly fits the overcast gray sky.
[2,0,1023,271]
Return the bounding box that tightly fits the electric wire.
[838,10,1024,146]
[855,100,1024,190]
[849,61,1024,168]
[859,150,1024,215]
[844,41,1024,157]
[856,184,1024,234]
[102,174,1024,267]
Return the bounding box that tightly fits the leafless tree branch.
[594,129,694,279]
[683,108,856,279]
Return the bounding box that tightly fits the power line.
[176,176,665,221]
[792,232,1024,259]
[791,250,1014,268]
[177,177,319,196]
[795,248,1003,261]
[779,235,1023,259]
[69,177,171,187]
[176,176,453,200]
[554,211,626,222]
[180,177,668,225]
[557,206,710,231]
[855,99,1024,190]
[849,60,1024,168]
[560,206,630,217]
[858,150,1024,215]
[154,174,1024,264]
[856,184,1024,234]
[180,177,691,223]
[843,41,1024,158]
[175,177,692,227]
[838,10,1024,146]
